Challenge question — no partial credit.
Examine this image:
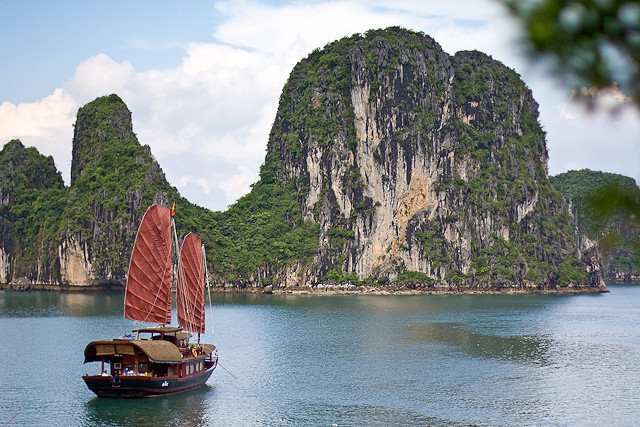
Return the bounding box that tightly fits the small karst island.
[2,27,639,295]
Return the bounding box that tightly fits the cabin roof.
[175,331,192,340]
[132,326,183,334]
[130,327,192,340]
[132,326,193,340]
[202,343,216,355]
[84,339,183,364]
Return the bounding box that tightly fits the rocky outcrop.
[0,96,182,290]
[0,139,66,287]
[71,94,137,184]
[59,95,179,288]
[0,29,607,293]
[219,27,604,291]
[551,169,640,282]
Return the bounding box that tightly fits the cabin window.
[138,363,148,373]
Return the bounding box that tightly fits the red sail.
[176,233,205,333]
[124,205,172,325]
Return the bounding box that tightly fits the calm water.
[1,285,639,426]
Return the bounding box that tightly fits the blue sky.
[1,0,639,211]
[2,1,216,102]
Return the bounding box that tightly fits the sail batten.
[176,233,205,333]
[124,205,173,325]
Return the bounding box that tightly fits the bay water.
[1,284,639,426]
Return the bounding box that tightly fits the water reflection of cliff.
[0,292,124,317]
[405,322,550,365]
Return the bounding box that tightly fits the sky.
[1,0,639,212]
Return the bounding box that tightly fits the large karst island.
[3,27,630,294]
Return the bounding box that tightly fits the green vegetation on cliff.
[208,179,319,283]
[551,169,640,280]
[208,27,596,289]
[0,28,604,291]
[0,140,68,279]
[70,94,170,218]
[441,51,587,286]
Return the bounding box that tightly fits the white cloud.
[547,99,640,183]
[218,165,255,203]
[178,175,212,193]
[72,54,137,102]
[0,89,75,139]
[0,88,76,174]
[2,0,639,211]
[213,1,393,54]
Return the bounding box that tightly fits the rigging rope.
[218,362,237,379]
[177,250,198,332]
[2,410,18,427]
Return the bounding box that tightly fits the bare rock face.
[259,27,604,291]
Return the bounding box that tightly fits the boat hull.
[83,366,215,398]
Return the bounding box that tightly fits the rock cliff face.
[551,169,640,282]
[234,27,603,290]
[0,95,184,289]
[0,29,607,292]
[61,94,177,288]
[0,139,66,286]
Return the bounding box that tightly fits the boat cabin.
[84,326,215,379]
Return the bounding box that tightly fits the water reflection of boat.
[82,204,218,397]
[84,383,212,425]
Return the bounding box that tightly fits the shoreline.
[212,285,609,296]
[0,283,609,295]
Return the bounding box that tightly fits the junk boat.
[82,204,218,397]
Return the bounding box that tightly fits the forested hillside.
[551,169,640,281]
[0,28,606,292]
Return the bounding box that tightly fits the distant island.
[551,169,640,282]
[1,27,621,294]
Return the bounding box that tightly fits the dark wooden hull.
[83,364,215,398]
